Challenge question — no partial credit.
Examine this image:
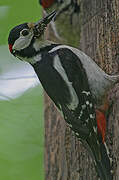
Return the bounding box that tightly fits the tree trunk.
[44,0,119,179]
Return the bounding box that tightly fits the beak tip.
[33,10,57,37]
[35,10,57,25]
[47,10,57,22]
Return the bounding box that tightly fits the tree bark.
[44,0,119,179]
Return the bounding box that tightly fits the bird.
[39,0,81,24]
[39,0,55,9]
[8,10,118,179]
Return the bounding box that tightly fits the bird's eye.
[21,29,29,36]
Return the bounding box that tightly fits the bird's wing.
[54,48,112,179]
[50,47,97,138]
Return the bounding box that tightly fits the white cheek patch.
[13,33,33,51]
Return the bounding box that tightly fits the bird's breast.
[32,59,72,107]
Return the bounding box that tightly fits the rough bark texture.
[44,0,119,179]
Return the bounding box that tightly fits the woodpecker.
[39,0,80,24]
[8,11,118,179]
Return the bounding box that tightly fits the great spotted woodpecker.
[39,0,80,24]
[8,11,118,179]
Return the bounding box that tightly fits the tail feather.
[94,142,113,180]
[82,139,113,180]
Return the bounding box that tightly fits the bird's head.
[8,11,56,59]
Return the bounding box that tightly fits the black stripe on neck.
[39,43,61,53]
[15,42,60,58]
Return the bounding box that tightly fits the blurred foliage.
[0,0,42,45]
[0,1,44,180]
[0,86,44,180]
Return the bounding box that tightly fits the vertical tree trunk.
[44,0,119,179]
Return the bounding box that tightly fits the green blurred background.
[0,1,44,180]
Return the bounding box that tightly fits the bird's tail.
[83,138,113,180]
[94,142,112,180]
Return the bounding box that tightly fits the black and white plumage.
[39,0,80,24]
[8,11,118,180]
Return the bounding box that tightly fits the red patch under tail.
[96,109,106,143]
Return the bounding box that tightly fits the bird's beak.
[29,10,57,37]
[36,10,57,26]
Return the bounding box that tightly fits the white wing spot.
[78,115,81,119]
[75,133,79,136]
[93,127,97,133]
[80,110,83,115]
[78,110,83,119]
[82,91,90,96]
[82,104,86,110]
[110,170,114,174]
[90,114,94,119]
[90,103,93,108]
[86,119,89,123]
[86,101,90,105]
